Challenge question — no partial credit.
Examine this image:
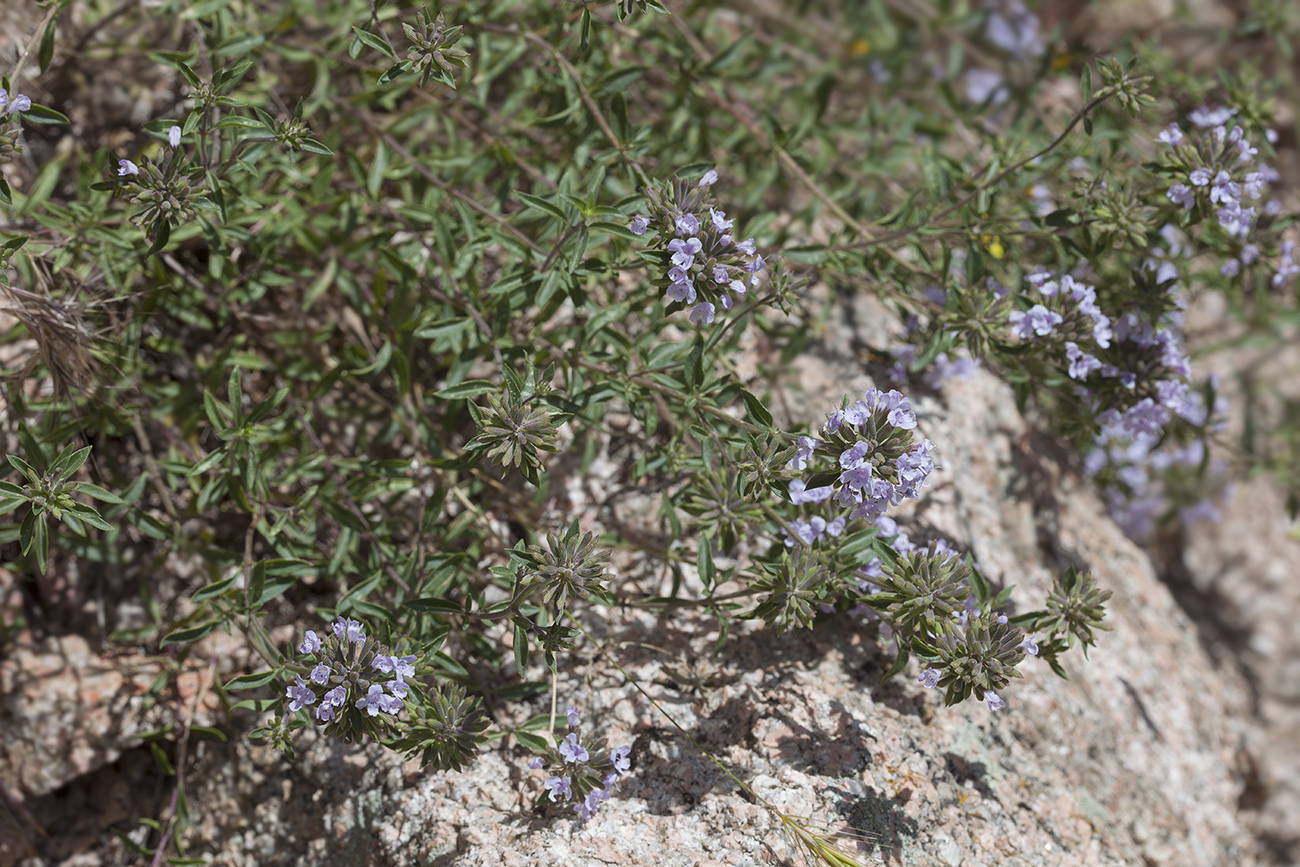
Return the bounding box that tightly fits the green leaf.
[160,620,219,646]
[434,380,495,399]
[77,483,123,504]
[20,104,69,125]
[299,139,334,156]
[351,26,397,60]
[7,455,39,482]
[515,191,570,222]
[52,445,92,479]
[192,574,239,602]
[149,741,176,775]
[38,15,57,75]
[1080,62,1093,104]
[232,698,279,712]
[406,596,463,614]
[698,534,715,588]
[515,730,550,752]
[189,726,228,742]
[514,621,529,679]
[739,388,774,427]
[32,513,48,573]
[224,670,278,690]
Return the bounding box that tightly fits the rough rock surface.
[5,290,1254,867]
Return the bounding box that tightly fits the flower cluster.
[628,171,767,324]
[0,88,32,166]
[917,611,1032,710]
[1157,108,1287,283]
[115,125,208,235]
[526,706,632,820]
[1010,271,1113,348]
[403,7,470,89]
[786,387,935,528]
[287,616,416,741]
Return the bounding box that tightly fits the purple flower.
[168,125,182,148]
[1155,124,1184,145]
[117,159,140,177]
[843,399,871,427]
[789,479,833,504]
[985,692,1006,711]
[784,517,826,547]
[1221,258,1240,277]
[391,654,416,680]
[735,238,757,256]
[611,744,631,774]
[1216,203,1253,236]
[1019,636,1039,656]
[1188,106,1235,128]
[559,732,589,764]
[1241,244,1260,265]
[712,265,730,284]
[543,775,572,802]
[688,302,715,324]
[315,702,336,723]
[675,213,700,237]
[918,668,940,689]
[373,654,396,674]
[380,691,405,714]
[7,94,31,115]
[717,293,732,312]
[298,630,321,654]
[727,278,747,297]
[566,706,580,728]
[1166,184,1194,209]
[709,207,733,232]
[1209,171,1240,206]
[629,214,649,235]
[332,617,365,643]
[826,516,846,537]
[839,441,870,470]
[322,685,347,707]
[355,683,390,716]
[574,786,611,820]
[388,679,410,699]
[1064,342,1102,380]
[1188,168,1212,187]
[667,237,702,267]
[1092,315,1113,349]
[287,675,317,712]
[698,169,718,188]
[310,663,331,685]
[665,279,696,304]
[1009,304,1063,339]
[529,757,545,769]
[1181,498,1222,525]
[880,390,917,429]
[964,68,1006,105]
[791,436,819,470]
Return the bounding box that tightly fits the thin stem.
[6,4,58,92]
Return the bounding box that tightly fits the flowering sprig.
[525,706,631,820]
[1156,109,1279,259]
[627,171,768,325]
[285,616,417,742]
[402,7,470,89]
[112,124,212,252]
[0,88,32,170]
[786,386,935,527]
